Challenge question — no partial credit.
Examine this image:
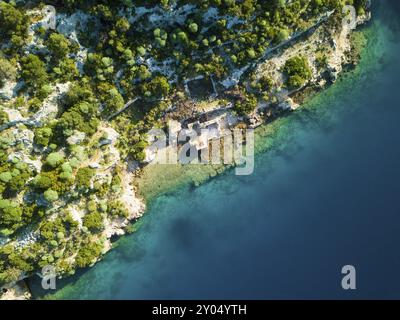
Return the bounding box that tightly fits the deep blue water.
[42,0,400,299]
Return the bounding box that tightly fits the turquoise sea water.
[35,1,400,299]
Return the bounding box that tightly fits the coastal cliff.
[0,1,371,299]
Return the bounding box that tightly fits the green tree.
[0,172,12,183]
[0,58,16,88]
[20,54,48,91]
[83,212,104,232]
[34,127,53,147]
[75,167,95,189]
[96,82,124,114]
[188,22,198,33]
[276,28,290,43]
[0,2,30,46]
[283,56,312,89]
[115,17,130,32]
[46,33,71,59]
[136,65,151,81]
[33,174,52,190]
[57,101,100,137]
[75,240,103,268]
[0,267,22,284]
[46,152,64,168]
[53,58,79,82]
[136,46,146,57]
[0,110,9,125]
[142,76,170,98]
[44,189,59,202]
[0,199,22,227]
[234,93,258,116]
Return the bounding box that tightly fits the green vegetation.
[20,54,50,98]
[0,2,30,50]
[75,167,95,190]
[0,57,16,88]
[83,212,104,232]
[46,152,64,168]
[44,189,59,203]
[0,0,370,289]
[234,91,258,116]
[46,33,72,60]
[34,127,53,147]
[283,56,312,89]
[75,240,103,268]
[0,199,23,228]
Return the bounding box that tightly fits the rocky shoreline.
[0,5,371,300]
[137,8,371,195]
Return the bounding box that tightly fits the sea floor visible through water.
[30,0,400,299]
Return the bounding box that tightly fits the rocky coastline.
[0,3,371,300]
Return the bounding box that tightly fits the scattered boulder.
[99,138,112,147]
[278,98,299,111]
[89,163,100,169]
[67,130,86,145]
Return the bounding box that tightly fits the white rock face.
[221,66,248,88]
[3,108,25,122]
[16,231,38,249]
[67,130,86,145]
[56,11,91,45]
[89,162,100,169]
[127,4,196,30]
[69,207,84,228]
[28,83,70,127]
[102,126,120,144]
[56,12,90,73]
[8,127,35,152]
[279,98,299,111]
[120,167,145,220]
[10,151,41,172]
[0,282,31,300]
[0,81,18,100]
